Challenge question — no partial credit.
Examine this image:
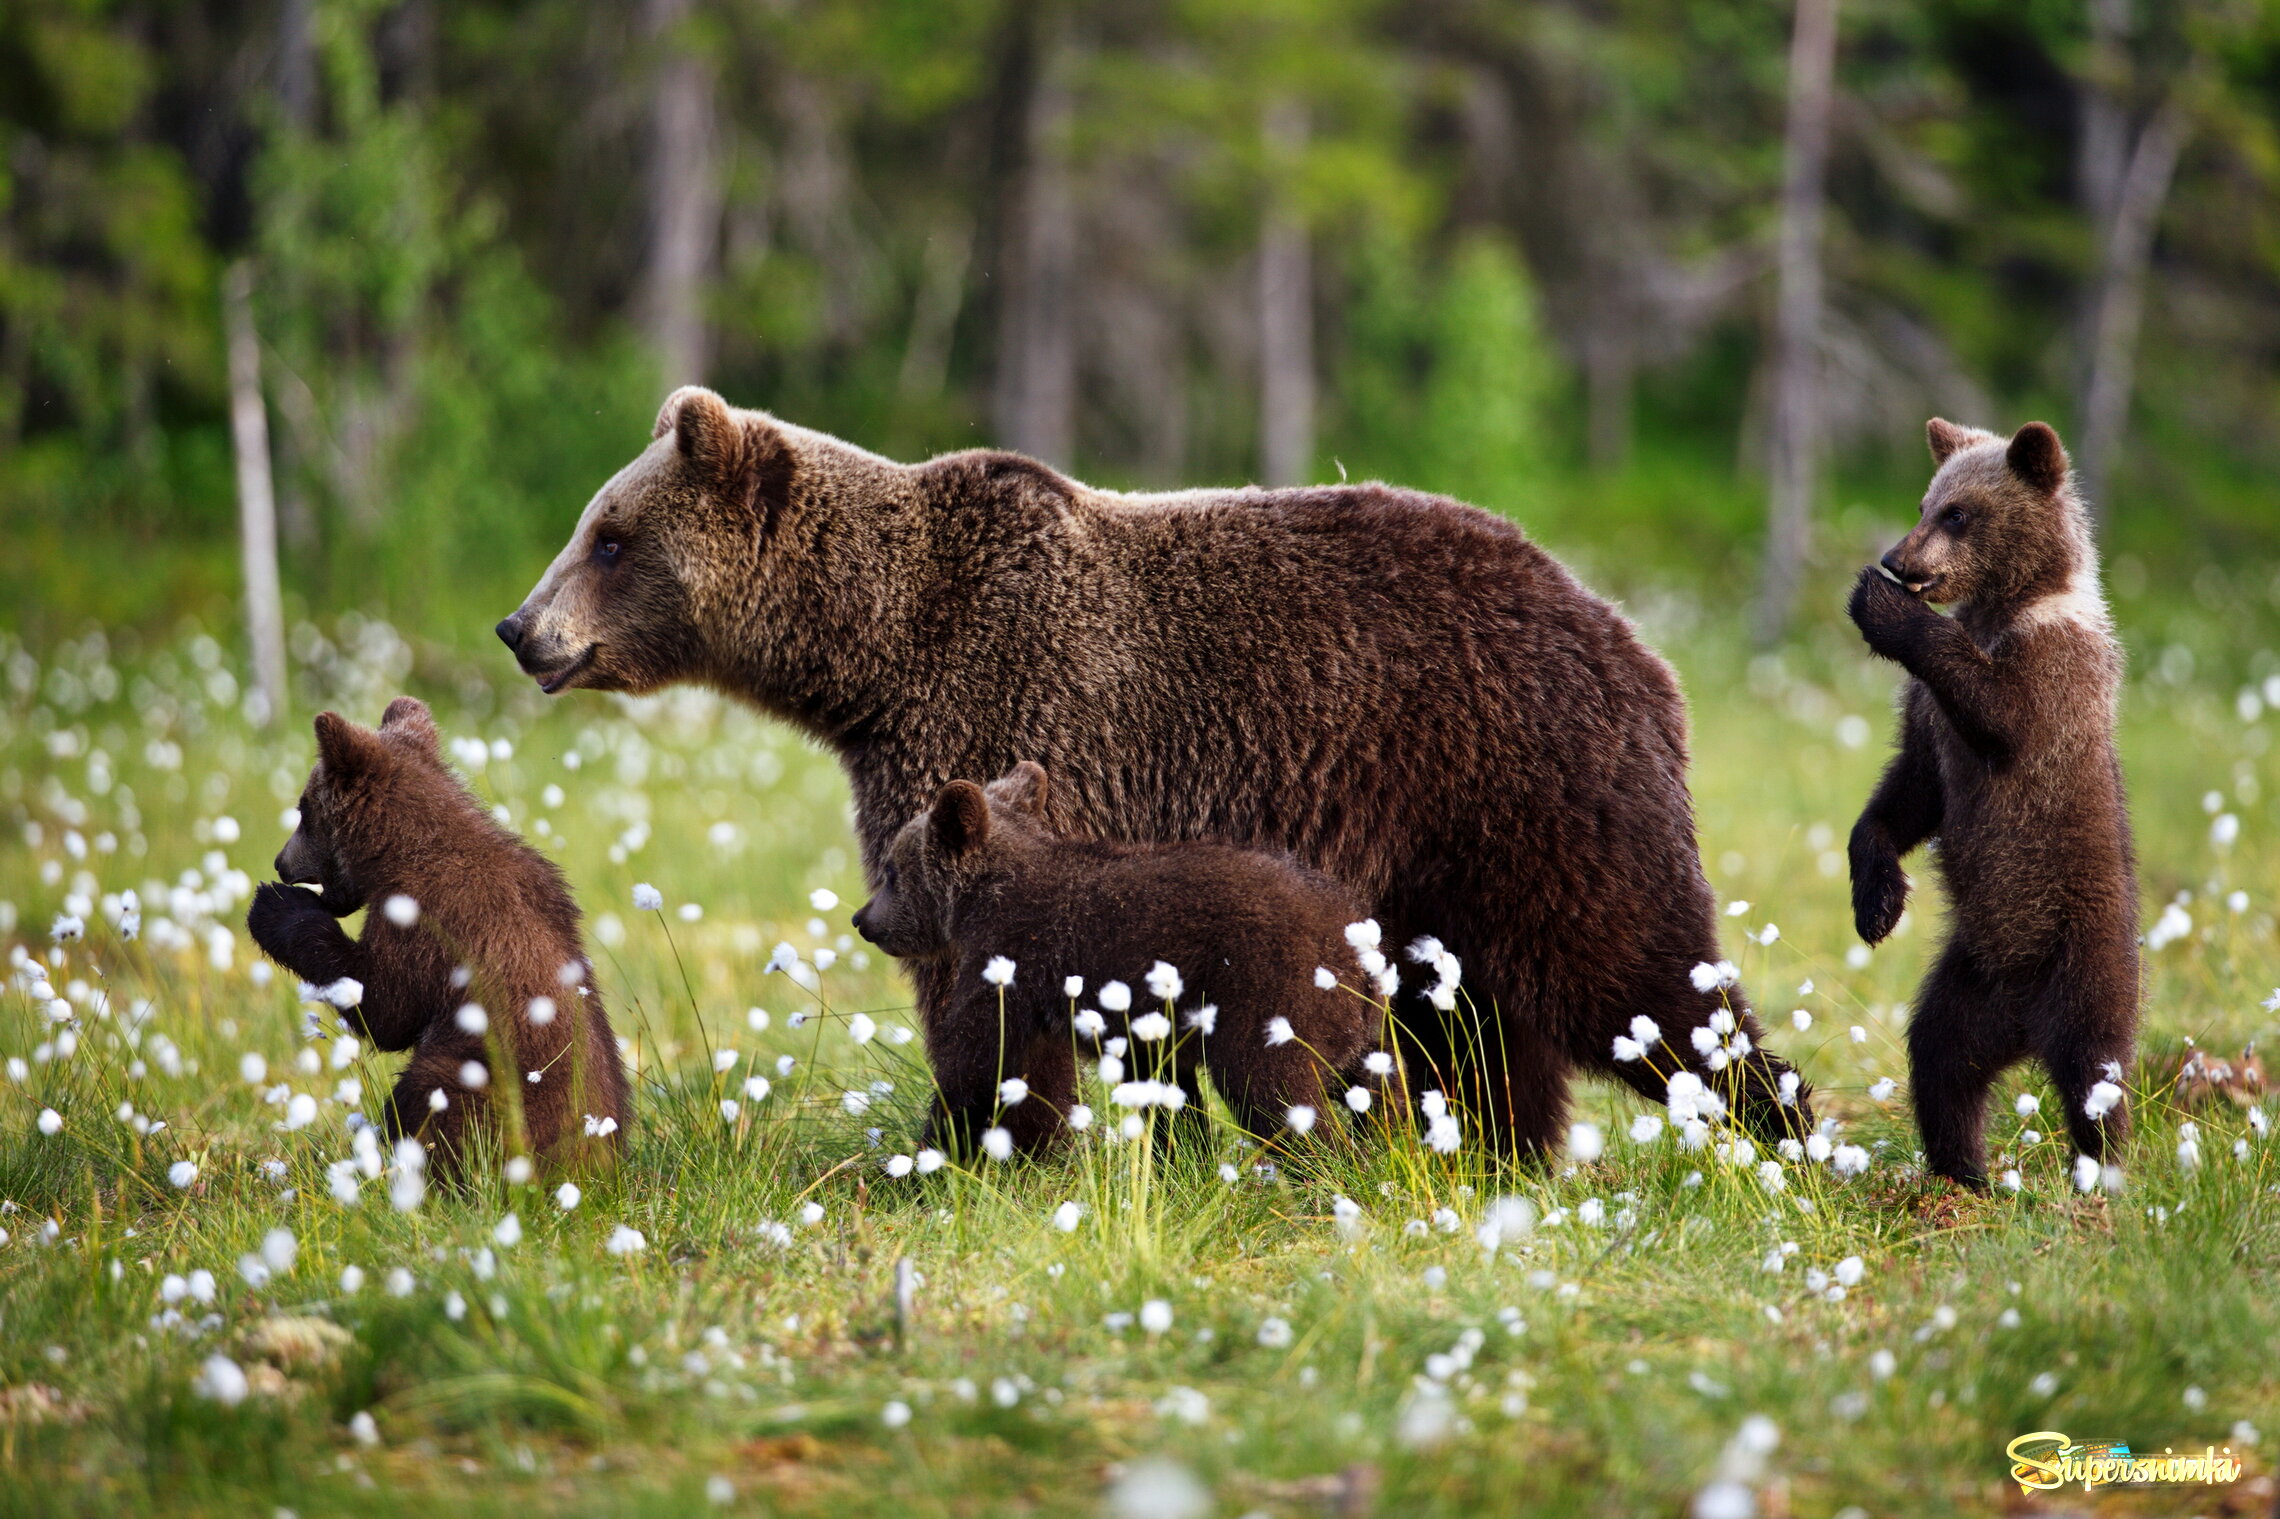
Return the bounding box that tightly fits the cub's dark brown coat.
[852,762,1386,1144]
[501,387,1810,1154]
[246,698,631,1168]
[1847,419,2139,1189]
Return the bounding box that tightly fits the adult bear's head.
[498,386,908,703]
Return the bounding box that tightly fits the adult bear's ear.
[378,696,440,759]
[2005,422,2069,496]
[931,781,991,857]
[313,712,382,781]
[653,386,793,533]
[1925,417,1977,465]
[994,761,1050,818]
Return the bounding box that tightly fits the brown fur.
[501,387,1811,1156]
[850,762,1389,1146]
[1847,419,2139,1190]
[245,698,631,1170]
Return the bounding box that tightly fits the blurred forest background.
[6,0,2280,649]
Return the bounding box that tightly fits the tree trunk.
[992,28,1077,468]
[1752,0,1840,646]
[2076,83,2190,517]
[1257,100,1314,488]
[224,262,288,728]
[641,0,720,393]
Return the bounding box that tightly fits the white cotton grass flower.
[842,1090,872,1117]
[809,887,839,911]
[1098,980,1132,1013]
[605,1225,647,1256]
[1629,1114,1664,1144]
[883,1153,914,1178]
[192,1354,250,1406]
[1314,966,1337,990]
[1183,1004,1217,1035]
[383,894,420,927]
[1344,919,1381,951]
[1145,961,1183,1001]
[1364,1050,1393,1077]
[1257,1316,1294,1349]
[1568,1122,1604,1163]
[168,1160,198,1188]
[555,1182,582,1211]
[1344,1086,1372,1113]
[2083,1081,2124,1121]
[1053,1201,1082,1232]
[845,1011,877,1045]
[999,1077,1030,1107]
[36,1108,62,1136]
[1868,1077,1897,1102]
[632,883,663,912]
[1106,1457,1210,1519]
[1139,1299,1173,1335]
[1264,1017,1296,1047]
[743,1075,772,1102]
[982,1128,1014,1161]
[2073,1154,2101,1192]
[915,1148,947,1173]
[1690,960,1739,993]
[981,956,1016,987]
[1286,1105,1317,1136]
[493,1212,523,1247]
[2015,1092,2041,1116]
[1131,1012,1172,1043]
[1073,1007,1108,1038]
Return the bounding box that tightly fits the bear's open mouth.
[535,643,598,695]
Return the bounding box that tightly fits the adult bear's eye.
[1942,507,1967,529]
[595,537,622,565]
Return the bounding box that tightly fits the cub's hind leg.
[1908,941,2026,1190]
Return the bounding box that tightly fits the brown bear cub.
[247,698,631,1171]
[851,762,1389,1150]
[1847,419,2139,1190]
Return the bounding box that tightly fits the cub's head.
[274,698,445,915]
[1880,419,2091,610]
[852,761,1054,960]
[496,387,802,698]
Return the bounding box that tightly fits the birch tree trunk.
[1752,0,1839,646]
[641,0,720,393]
[1258,100,1314,488]
[224,262,288,728]
[2076,85,2190,517]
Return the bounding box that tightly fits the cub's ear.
[378,696,440,758]
[652,385,792,529]
[1925,417,1978,465]
[312,711,383,781]
[2005,421,2070,496]
[930,780,992,857]
[992,760,1050,818]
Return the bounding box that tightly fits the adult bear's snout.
[495,613,528,653]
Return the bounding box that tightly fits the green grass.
[0,581,2276,1518]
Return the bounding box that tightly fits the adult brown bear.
[499,386,1808,1156]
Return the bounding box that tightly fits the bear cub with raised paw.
[1847,419,2139,1190]
[247,697,632,1172]
[852,761,1395,1152]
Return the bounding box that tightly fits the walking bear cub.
[246,698,631,1171]
[852,761,1392,1150]
[1847,419,2139,1190]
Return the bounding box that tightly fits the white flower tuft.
[1344,919,1382,951]
[981,1127,1014,1161]
[1145,961,1182,1001]
[632,883,663,912]
[1314,966,1337,990]
[1264,1017,1295,1047]
[1285,1104,1317,1136]
[1097,981,1132,1013]
[981,956,1016,987]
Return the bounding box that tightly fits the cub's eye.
[1942,507,1967,528]
[595,537,622,565]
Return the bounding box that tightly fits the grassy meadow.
[1,575,2277,1518]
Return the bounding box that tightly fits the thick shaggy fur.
[1847,419,2139,1189]
[245,698,631,1170]
[851,762,1388,1146]
[500,386,1811,1155]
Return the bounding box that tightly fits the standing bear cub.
[1847,419,2139,1190]
[246,698,632,1171]
[852,762,1391,1148]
